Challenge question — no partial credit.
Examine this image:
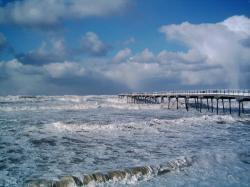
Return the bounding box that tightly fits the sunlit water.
[0,95,249,186]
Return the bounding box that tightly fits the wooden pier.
[118,90,250,116]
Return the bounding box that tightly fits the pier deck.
[118,90,250,116]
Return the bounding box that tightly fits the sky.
[0,0,250,95]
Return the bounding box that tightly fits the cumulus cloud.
[0,0,129,27]
[112,48,131,62]
[130,48,155,63]
[101,16,250,90]
[44,61,85,78]
[103,48,215,90]
[104,62,160,89]
[16,39,69,65]
[0,59,47,95]
[158,49,207,65]
[81,32,110,56]
[160,15,250,88]
[16,32,109,65]
[0,58,127,95]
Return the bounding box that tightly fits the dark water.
[0,95,249,186]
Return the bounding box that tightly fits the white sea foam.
[150,114,237,126]
[45,121,160,135]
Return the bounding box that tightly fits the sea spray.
[25,156,194,187]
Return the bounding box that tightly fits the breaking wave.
[25,156,194,187]
[42,114,239,135]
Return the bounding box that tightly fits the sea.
[0,95,249,187]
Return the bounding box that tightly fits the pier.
[119,90,250,116]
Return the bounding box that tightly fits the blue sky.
[0,0,250,95]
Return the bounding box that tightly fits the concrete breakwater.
[25,156,194,187]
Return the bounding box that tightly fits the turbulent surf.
[0,95,249,187]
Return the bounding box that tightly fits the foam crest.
[149,114,238,127]
[47,121,160,134]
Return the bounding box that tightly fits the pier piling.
[229,99,231,114]
[211,98,214,113]
[200,98,202,113]
[222,99,225,113]
[216,99,219,115]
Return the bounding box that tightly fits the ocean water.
[0,95,249,187]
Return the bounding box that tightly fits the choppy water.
[0,95,249,187]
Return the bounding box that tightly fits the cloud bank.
[0,0,129,27]
[0,15,249,95]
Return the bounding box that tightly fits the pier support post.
[211,98,214,113]
[176,97,179,109]
[185,98,189,111]
[195,98,197,110]
[207,98,209,111]
[238,101,241,116]
[229,99,231,114]
[216,98,219,115]
[168,97,171,109]
[200,98,202,113]
[222,99,225,113]
[242,102,244,113]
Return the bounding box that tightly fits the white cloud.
[16,38,68,65]
[16,33,109,65]
[158,49,207,65]
[130,48,155,63]
[36,38,67,57]
[112,48,131,62]
[81,32,109,56]
[5,59,23,69]
[104,62,160,89]
[0,59,47,95]
[43,61,85,78]
[0,0,129,26]
[0,58,125,95]
[159,15,250,88]
[221,15,250,36]
[102,16,250,90]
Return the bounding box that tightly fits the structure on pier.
[118,90,250,116]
